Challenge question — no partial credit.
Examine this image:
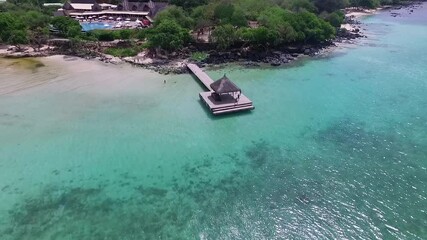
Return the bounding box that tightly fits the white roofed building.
[63,0,102,12]
[59,0,166,25]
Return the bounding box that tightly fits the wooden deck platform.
[187,63,254,115]
[199,92,254,115]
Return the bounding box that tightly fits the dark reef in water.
[1,117,426,239]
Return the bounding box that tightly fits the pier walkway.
[187,63,214,91]
[187,63,254,115]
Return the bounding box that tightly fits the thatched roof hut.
[210,74,241,94]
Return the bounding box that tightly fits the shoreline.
[0,2,420,74]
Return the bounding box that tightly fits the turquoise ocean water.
[0,5,426,240]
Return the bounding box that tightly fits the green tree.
[95,30,115,41]
[313,0,349,13]
[119,29,132,40]
[28,26,49,50]
[0,13,17,42]
[351,0,380,8]
[170,0,207,9]
[214,2,235,23]
[51,16,82,38]
[9,29,28,50]
[279,0,318,13]
[240,27,280,48]
[258,7,297,43]
[0,2,19,12]
[191,5,215,29]
[21,10,49,30]
[155,6,194,29]
[321,10,345,28]
[236,0,273,20]
[0,13,23,42]
[293,12,336,42]
[6,0,43,8]
[21,11,50,50]
[230,7,247,27]
[148,19,191,51]
[67,25,82,38]
[211,24,237,50]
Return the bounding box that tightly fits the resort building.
[58,0,167,23]
[117,0,168,18]
[63,0,104,12]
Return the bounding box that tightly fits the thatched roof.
[210,75,241,94]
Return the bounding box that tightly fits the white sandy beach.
[341,8,378,31]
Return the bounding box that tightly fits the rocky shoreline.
[137,1,425,74]
[118,12,367,74]
[116,19,367,75]
[1,3,422,75]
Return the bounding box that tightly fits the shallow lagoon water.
[1,6,427,240]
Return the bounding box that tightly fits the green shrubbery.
[0,10,50,48]
[51,16,82,38]
[84,29,148,42]
[151,0,340,51]
[104,47,139,57]
[147,19,191,51]
[190,51,209,62]
[104,42,148,57]
[321,10,345,28]
[0,0,408,53]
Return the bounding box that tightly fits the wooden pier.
[187,63,214,91]
[187,63,254,115]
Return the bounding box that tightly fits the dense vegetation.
[151,0,403,51]
[0,0,410,55]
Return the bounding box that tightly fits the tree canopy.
[51,16,82,38]
[147,19,191,51]
[0,0,404,53]
[0,11,49,48]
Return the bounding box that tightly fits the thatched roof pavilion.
[209,74,241,102]
[210,74,241,94]
[187,63,254,115]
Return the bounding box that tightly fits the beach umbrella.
[117,17,122,20]
[108,16,114,20]
[135,18,141,23]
